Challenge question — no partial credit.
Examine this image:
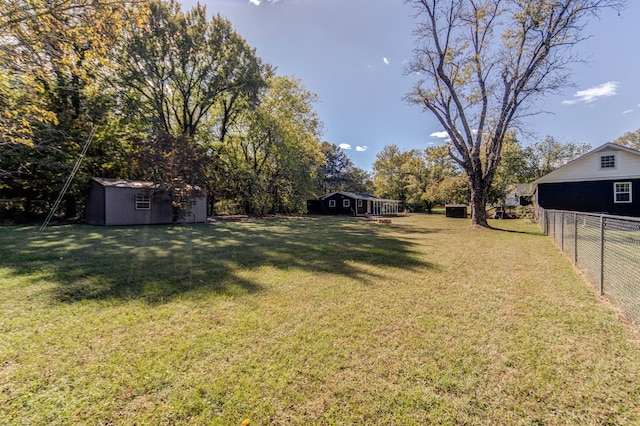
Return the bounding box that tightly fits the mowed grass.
[2,215,640,424]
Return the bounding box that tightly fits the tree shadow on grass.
[0,217,436,304]
[486,220,547,236]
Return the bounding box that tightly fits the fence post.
[573,212,578,265]
[561,211,565,251]
[600,215,605,296]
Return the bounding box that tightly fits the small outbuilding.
[307,192,400,216]
[532,143,640,217]
[85,177,207,225]
[445,204,468,218]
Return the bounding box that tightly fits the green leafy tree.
[421,144,465,212]
[219,75,324,215]
[316,142,372,195]
[406,0,625,227]
[372,145,423,203]
[114,0,266,139]
[489,134,537,203]
[401,151,429,208]
[1,0,140,218]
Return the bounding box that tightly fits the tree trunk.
[469,176,490,228]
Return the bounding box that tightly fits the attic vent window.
[614,182,632,203]
[600,155,615,169]
[135,194,151,210]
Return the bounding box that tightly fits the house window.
[135,194,151,210]
[343,199,350,208]
[329,200,336,208]
[614,182,632,203]
[357,199,363,207]
[601,155,616,169]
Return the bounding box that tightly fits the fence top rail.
[542,209,640,223]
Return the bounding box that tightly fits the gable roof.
[319,191,399,202]
[532,143,640,186]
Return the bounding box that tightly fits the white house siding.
[535,144,640,185]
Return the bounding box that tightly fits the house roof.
[319,191,399,203]
[532,143,640,186]
[91,177,158,189]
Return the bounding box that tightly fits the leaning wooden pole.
[39,125,96,232]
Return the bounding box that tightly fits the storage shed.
[85,177,207,225]
[445,204,468,218]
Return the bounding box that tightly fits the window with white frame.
[343,199,350,207]
[614,182,632,203]
[357,199,363,207]
[601,155,616,169]
[329,199,336,208]
[135,194,151,210]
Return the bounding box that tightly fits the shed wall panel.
[85,184,106,225]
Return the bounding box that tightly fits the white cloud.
[356,146,368,152]
[338,143,351,150]
[562,81,619,105]
[623,109,634,114]
[430,131,449,138]
[249,0,279,5]
[382,57,389,65]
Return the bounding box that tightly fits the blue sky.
[187,0,640,171]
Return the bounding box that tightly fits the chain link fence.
[537,207,640,326]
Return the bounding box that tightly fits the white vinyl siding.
[534,147,640,185]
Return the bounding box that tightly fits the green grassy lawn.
[2,215,640,424]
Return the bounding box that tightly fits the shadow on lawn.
[488,222,547,236]
[0,217,435,304]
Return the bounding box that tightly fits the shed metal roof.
[91,177,157,189]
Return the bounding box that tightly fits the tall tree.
[405,0,625,227]
[219,75,324,215]
[372,145,422,203]
[421,144,466,212]
[114,0,266,139]
[316,142,372,195]
[1,0,138,218]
